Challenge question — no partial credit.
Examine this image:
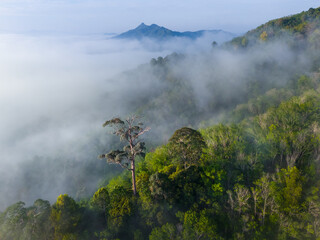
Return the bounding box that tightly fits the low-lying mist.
[0,33,169,209]
[0,31,314,210]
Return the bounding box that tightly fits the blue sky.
[0,0,319,34]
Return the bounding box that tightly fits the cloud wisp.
[0,30,314,210]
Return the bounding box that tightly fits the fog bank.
[0,33,231,209]
[0,31,313,210]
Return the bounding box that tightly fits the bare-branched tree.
[99,116,150,195]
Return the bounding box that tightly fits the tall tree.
[99,116,150,195]
[50,194,81,240]
[168,127,206,169]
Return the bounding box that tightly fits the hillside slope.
[1,7,320,240]
[229,7,320,50]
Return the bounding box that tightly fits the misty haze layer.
[0,31,312,210]
[0,32,235,209]
[0,33,168,209]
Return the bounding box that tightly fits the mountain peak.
[136,23,147,29]
[150,24,160,28]
[136,23,162,30]
[114,24,236,42]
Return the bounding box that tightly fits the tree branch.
[133,127,151,140]
[118,162,133,171]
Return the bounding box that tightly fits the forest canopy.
[1,6,320,240]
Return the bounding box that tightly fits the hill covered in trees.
[229,7,320,52]
[1,7,320,240]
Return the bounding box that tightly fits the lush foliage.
[1,7,320,240]
[1,72,319,239]
[229,7,320,52]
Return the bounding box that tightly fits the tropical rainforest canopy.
[1,7,320,240]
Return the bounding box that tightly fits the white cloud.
[0,32,218,208]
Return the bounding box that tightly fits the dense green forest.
[1,7,320,240]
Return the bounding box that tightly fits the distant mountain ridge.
[114,23,236,41]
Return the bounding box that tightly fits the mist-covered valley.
[0,31,241,209]
[1,5,320,239]
[0,25,317,209]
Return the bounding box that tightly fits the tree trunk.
[131,158,137,195]
[262,198,266,225]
